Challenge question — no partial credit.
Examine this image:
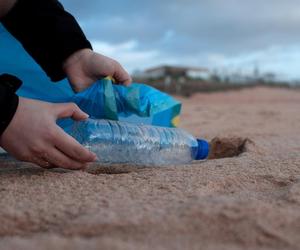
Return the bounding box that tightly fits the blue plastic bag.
[72,78,181,127]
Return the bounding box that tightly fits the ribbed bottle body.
[70,119,201,166]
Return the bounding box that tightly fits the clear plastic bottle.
[69,119,210,166]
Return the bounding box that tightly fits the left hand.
[63,48,132,92]
[0,97,97,170]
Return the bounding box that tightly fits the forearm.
[0,0,92,82]
[0,74,22,135]
[0,0,16,18]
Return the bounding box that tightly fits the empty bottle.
[69,119,210,166]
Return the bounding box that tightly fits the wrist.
[0,74,22,136]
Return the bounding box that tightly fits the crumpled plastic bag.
[72,78,181,127]
[0,24,181,129]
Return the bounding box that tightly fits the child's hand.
[63,49,132,93]
[0,97,97,169]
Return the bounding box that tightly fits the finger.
[53,103,89,121]
[44,147,88,170]
[112,62,132,86]
[122,78,132,86]
[30,155,55,169]
[53,126,97,162]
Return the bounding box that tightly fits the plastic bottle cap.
[195,139,210,160]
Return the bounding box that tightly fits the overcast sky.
[61,0,300,80]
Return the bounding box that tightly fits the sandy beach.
[0,86,299,250]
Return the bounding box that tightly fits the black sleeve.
[0,74,22,136]
[1,0,92,82]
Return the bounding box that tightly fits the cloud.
[211,45,300,80]
[91,40,161,71]
[60,0,300,79]
[91,39,203,72]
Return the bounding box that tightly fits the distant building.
[226,73,254,84]
[140,65,209,80]
[133,65,210,94]
[225,72,277,84]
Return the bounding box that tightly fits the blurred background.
[61,0,300,96]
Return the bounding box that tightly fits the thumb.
[112,62,132,86]
[53,103,89,121]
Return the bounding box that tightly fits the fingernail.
[92,153,98,161]
[81,113,89,120]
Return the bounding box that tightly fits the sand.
[0,86,299,250]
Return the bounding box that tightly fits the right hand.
[63,49,132,93]
[0,97,97,170]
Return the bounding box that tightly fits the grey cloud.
[60,0,300,58]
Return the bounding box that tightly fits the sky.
[61,0,300,80]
